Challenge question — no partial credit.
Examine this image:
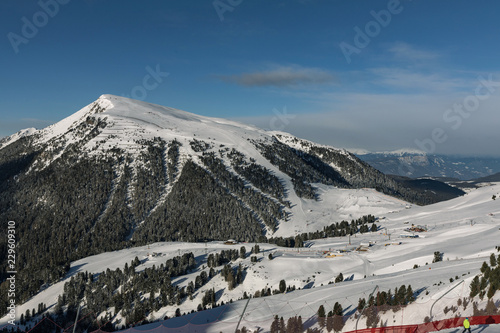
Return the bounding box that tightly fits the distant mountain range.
[354,150,500,180]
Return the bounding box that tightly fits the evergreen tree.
[333,302,343,316]
[270,315,280,333]
[280,317,286,333]
[480,276,488,292]
[397,285,407,305]
[387,289,393,306]
[357,298,366,312]
[294,235,304,248]
[236,264,244,284]
[326,311,334,332]
[405,285,415,303]
[491,253,497,267]
[332,302,344,332]
[481,261,490,274]
[279,280,287,293]
[297,316,303,332]
[286,317,296,333]
[317,305,326,328]
[485,298,497,314]
[433,251,442,263]
[209,267,215,278]
[470,276,480,298]
[487,283,497,299]
[227,270,236,290]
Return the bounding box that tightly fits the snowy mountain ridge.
[0,127,37,151]
[355,149,500,180]
[350,148,427,156]
[22,95,265,169]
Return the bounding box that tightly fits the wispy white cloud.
[388,42,440,63]
[353,42,472,93]
[368,67,470,92]
[220,65,336,87]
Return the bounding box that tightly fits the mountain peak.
[95,94,202,123]
[0,127,37,150]
[13,95,276,167]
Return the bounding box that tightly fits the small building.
[325,251,344,258]
[400,234,419,238]
[404,224,427,232]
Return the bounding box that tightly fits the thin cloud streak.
[368,68,470,92]
[388,42,440,63]
[220,65,336,87]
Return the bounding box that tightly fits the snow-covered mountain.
[0,127,36,150]
[0,95,467,329]
[355,149,500,180]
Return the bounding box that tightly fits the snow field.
[2,183,500,332]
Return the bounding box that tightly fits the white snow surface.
[0,127,37,150]
[2,182,500,332]
[349,148,427,156]
[34,94,269,150]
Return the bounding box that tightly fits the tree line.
[268,215,377,248]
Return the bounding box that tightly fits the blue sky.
[1,0,500,155]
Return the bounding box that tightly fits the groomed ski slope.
[2,182,499,332]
